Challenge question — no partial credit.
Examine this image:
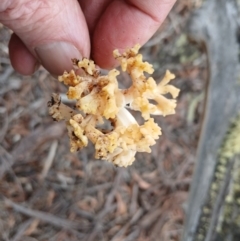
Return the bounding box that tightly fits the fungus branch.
[48,44,179,167]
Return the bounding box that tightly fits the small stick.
[40,140,58,180]
[4,198,81,231]
[10,218,33,241]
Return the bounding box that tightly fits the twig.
[109,208,144,241]
[4,198,83,231]
[10,218,34,241]
[40,140,58,180]
[129,184,139,215]
[104,170,124,209]
[0,65,14,82]
[124,229,140,241]
[97,204,117,221]
[0,145,14,179]
[86,182,112,194]
[71,207,94,221]
[11,123,65,163]
[86,204,117,241]
[103,214,129,231]
[129,208,144,225]
[110,223,129,241]
[0,57,10,65]
[0,99,8,142]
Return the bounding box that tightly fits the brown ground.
[0,1,207,241]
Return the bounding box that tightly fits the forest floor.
[0,1,207,241]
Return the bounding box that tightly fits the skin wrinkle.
[0,0,22,17]
[6,0,90,57]
[2,0,61,42]
[124,0,163,24]
[2,0,73,44]
[126,0,175,23]
[1,0,47,22]
[0,0,14,13]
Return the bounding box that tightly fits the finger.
[9,33,40,75]
[92,0,176,69]
[79,0,112,36]
[1,0,90,76]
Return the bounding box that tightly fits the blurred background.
[0,0,235,240]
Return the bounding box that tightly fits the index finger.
[92,0,176,69]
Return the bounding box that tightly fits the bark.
[182,0,240,240]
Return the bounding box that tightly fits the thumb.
[1,0,90,76]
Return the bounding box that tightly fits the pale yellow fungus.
[48,44,179,167]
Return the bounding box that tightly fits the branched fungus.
[48,44,180,167]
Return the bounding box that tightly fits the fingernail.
[35,42,82,76]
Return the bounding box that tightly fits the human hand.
[0,0,176,76]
